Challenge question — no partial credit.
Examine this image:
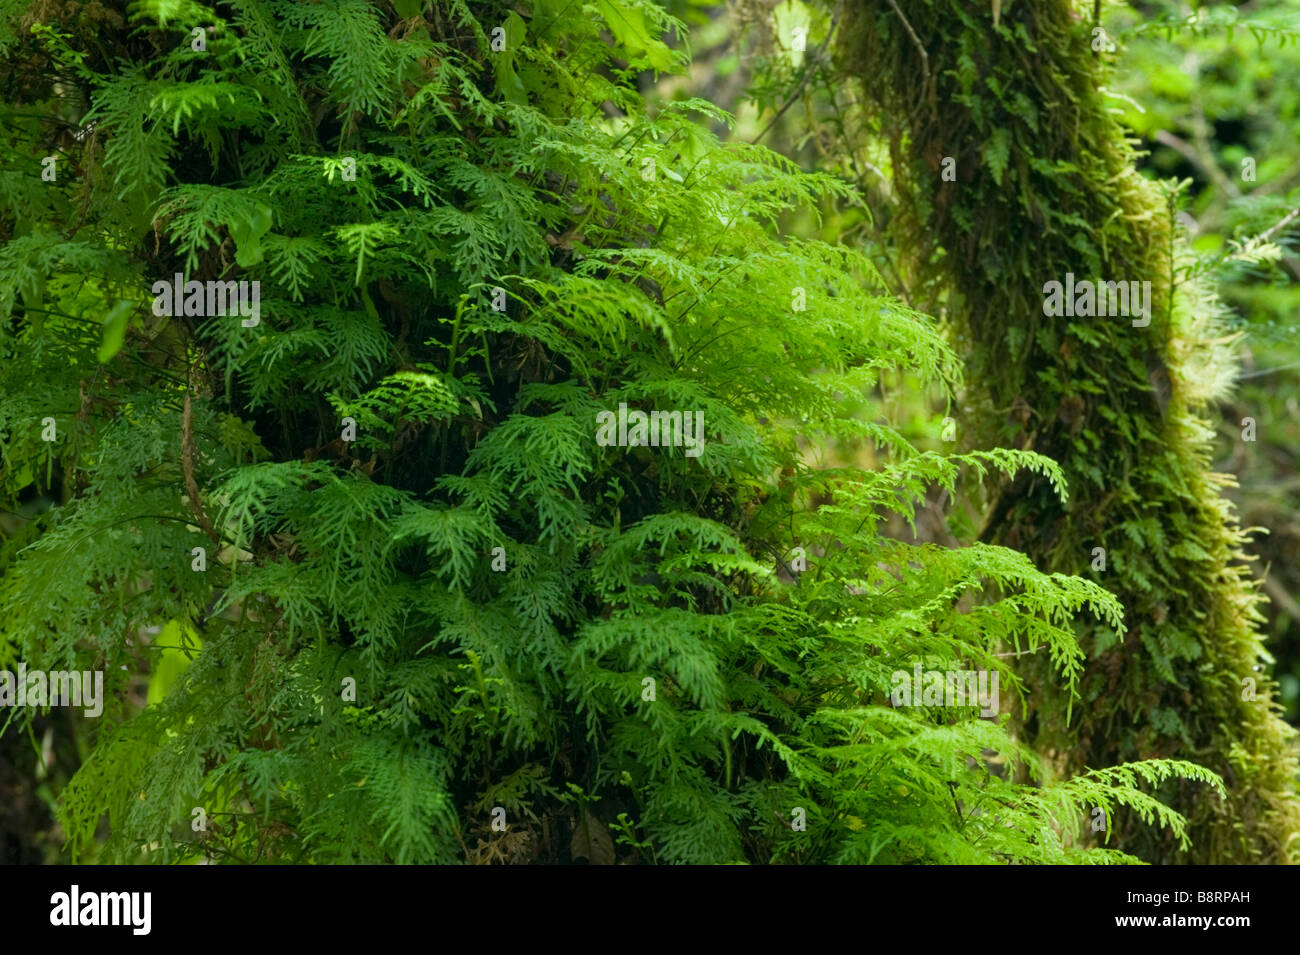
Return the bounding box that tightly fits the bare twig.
[1261,572,1300,622]
[1248,203,1300,246]
[1153,129,1241,199]
[1237,358,1300,380]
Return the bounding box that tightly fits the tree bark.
[840,0,1299,862]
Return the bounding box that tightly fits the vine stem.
[885,0,936,124]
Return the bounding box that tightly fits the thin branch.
[1237,358,1300,380]
[886,0,936,125]
[1152,129,1241,199]
[183,391,222,548]
[752,0,843,145]
[1261,573,1300,622]
[1247,203,1300,247]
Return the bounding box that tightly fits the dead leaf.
[569,808,615,864]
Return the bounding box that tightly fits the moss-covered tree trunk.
[840,0,1299,863]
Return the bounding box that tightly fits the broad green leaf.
[147,620,204,706]
[492,12,528,105]
[97,299,134,363]
[773,0,812,68]
[594,0,676,72]
[228,202,274,267]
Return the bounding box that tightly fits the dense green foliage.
[0,0,1269,864]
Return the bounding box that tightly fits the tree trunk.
[840,0,1299,863]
